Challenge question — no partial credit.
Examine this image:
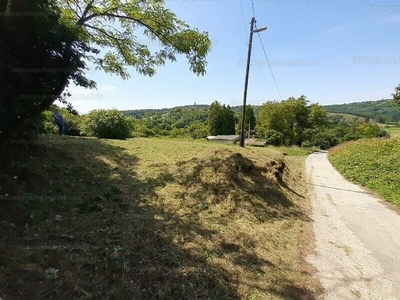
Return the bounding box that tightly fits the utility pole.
[240,19,266,147]
[240,17,256,147]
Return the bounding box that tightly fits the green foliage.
[57,0,211,77]
[305,123,389,149]
[246,105,257,130]
[1,0,92,146]
[187,122,209,139]
[323,99,400,124]
[256,96,323,146]
[60,108,83,136]
[303,128,339,150]
[15,111,56,140]
[132,123,156,138]
[392,83,400,105]
[308,104,328,128]
[1,0,211,149]
[121,105,262,139]
[263,130,284,146]
[329,139,400,206]
[208,101,235,136]
[82,109,133,140]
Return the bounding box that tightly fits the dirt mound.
[265,159,286,182]
[170,148,294,222]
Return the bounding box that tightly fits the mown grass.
[329,138,400,206]
[0,136,319,299]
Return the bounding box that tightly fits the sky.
[67,0,400,114]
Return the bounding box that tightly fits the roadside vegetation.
[29,97,390,153]
[329,138,400,207]
[0,136,320,299]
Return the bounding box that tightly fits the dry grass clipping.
[0,137,317,299]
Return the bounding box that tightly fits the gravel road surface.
[306,152,400,299]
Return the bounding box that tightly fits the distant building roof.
[206,135,240,143]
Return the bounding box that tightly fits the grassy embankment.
[0,136,320,299]
[329,138,400,207]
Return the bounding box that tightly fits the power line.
[238,0,248,39]
[255,30,283,101]
[257,64,276,100]
[248,0,283,101]
[250,0,255,17]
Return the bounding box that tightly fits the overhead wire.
[250,0,255,17]
[255,29,283,101]
[238,0,283,103]
[238,0,248,39]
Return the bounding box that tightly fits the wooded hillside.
[323,99,400,124]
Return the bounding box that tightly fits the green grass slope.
[329,138,400,206]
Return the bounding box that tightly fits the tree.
[283,95,309,146]
[1,0,211,148]
[392,83,400,104]
[81,109,133,139]
[237,105,256,137]
[308,104,328,129]
[1,0,91,148]
[256,96,329,146]
[208,101,235,136]
[255,101,286,140]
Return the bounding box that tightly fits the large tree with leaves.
[208,101,235,136]
[256,96,327,146]
[0,0,211,147]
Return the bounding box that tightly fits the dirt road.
[306,152,400,299]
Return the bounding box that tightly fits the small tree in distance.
[392,83,400,104]
[82,109,133,140]
[208,101,235,136]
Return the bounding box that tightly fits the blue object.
[53,112,64,135]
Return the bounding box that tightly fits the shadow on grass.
[0,136,315,300]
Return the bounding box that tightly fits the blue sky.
[68,0,400,114]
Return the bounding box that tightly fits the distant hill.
[323,99,400,124]
[121,100,400,125]
[120,105,210,119]
[121,104,261,119]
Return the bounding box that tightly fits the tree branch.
[80,12,185,53]
[83,23,131,62]
[77,0,96,25]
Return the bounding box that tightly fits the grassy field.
[327,112,376,124]
[329,138,400,207]
[384,126,400,137]
[0,136,320,299]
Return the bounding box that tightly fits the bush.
[60,109,83,136]
[132,123,155,137]
[169,128,187,138]
[264,130,284,146]
[187,122,209,139]
[82,109,133,140]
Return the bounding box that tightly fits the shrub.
[187,122,209,139]
[60,109,83,136]
[264,130,284,146]
[169,128,187,138]
[82,109,133,139]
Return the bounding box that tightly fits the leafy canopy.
[57,0,212,78]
